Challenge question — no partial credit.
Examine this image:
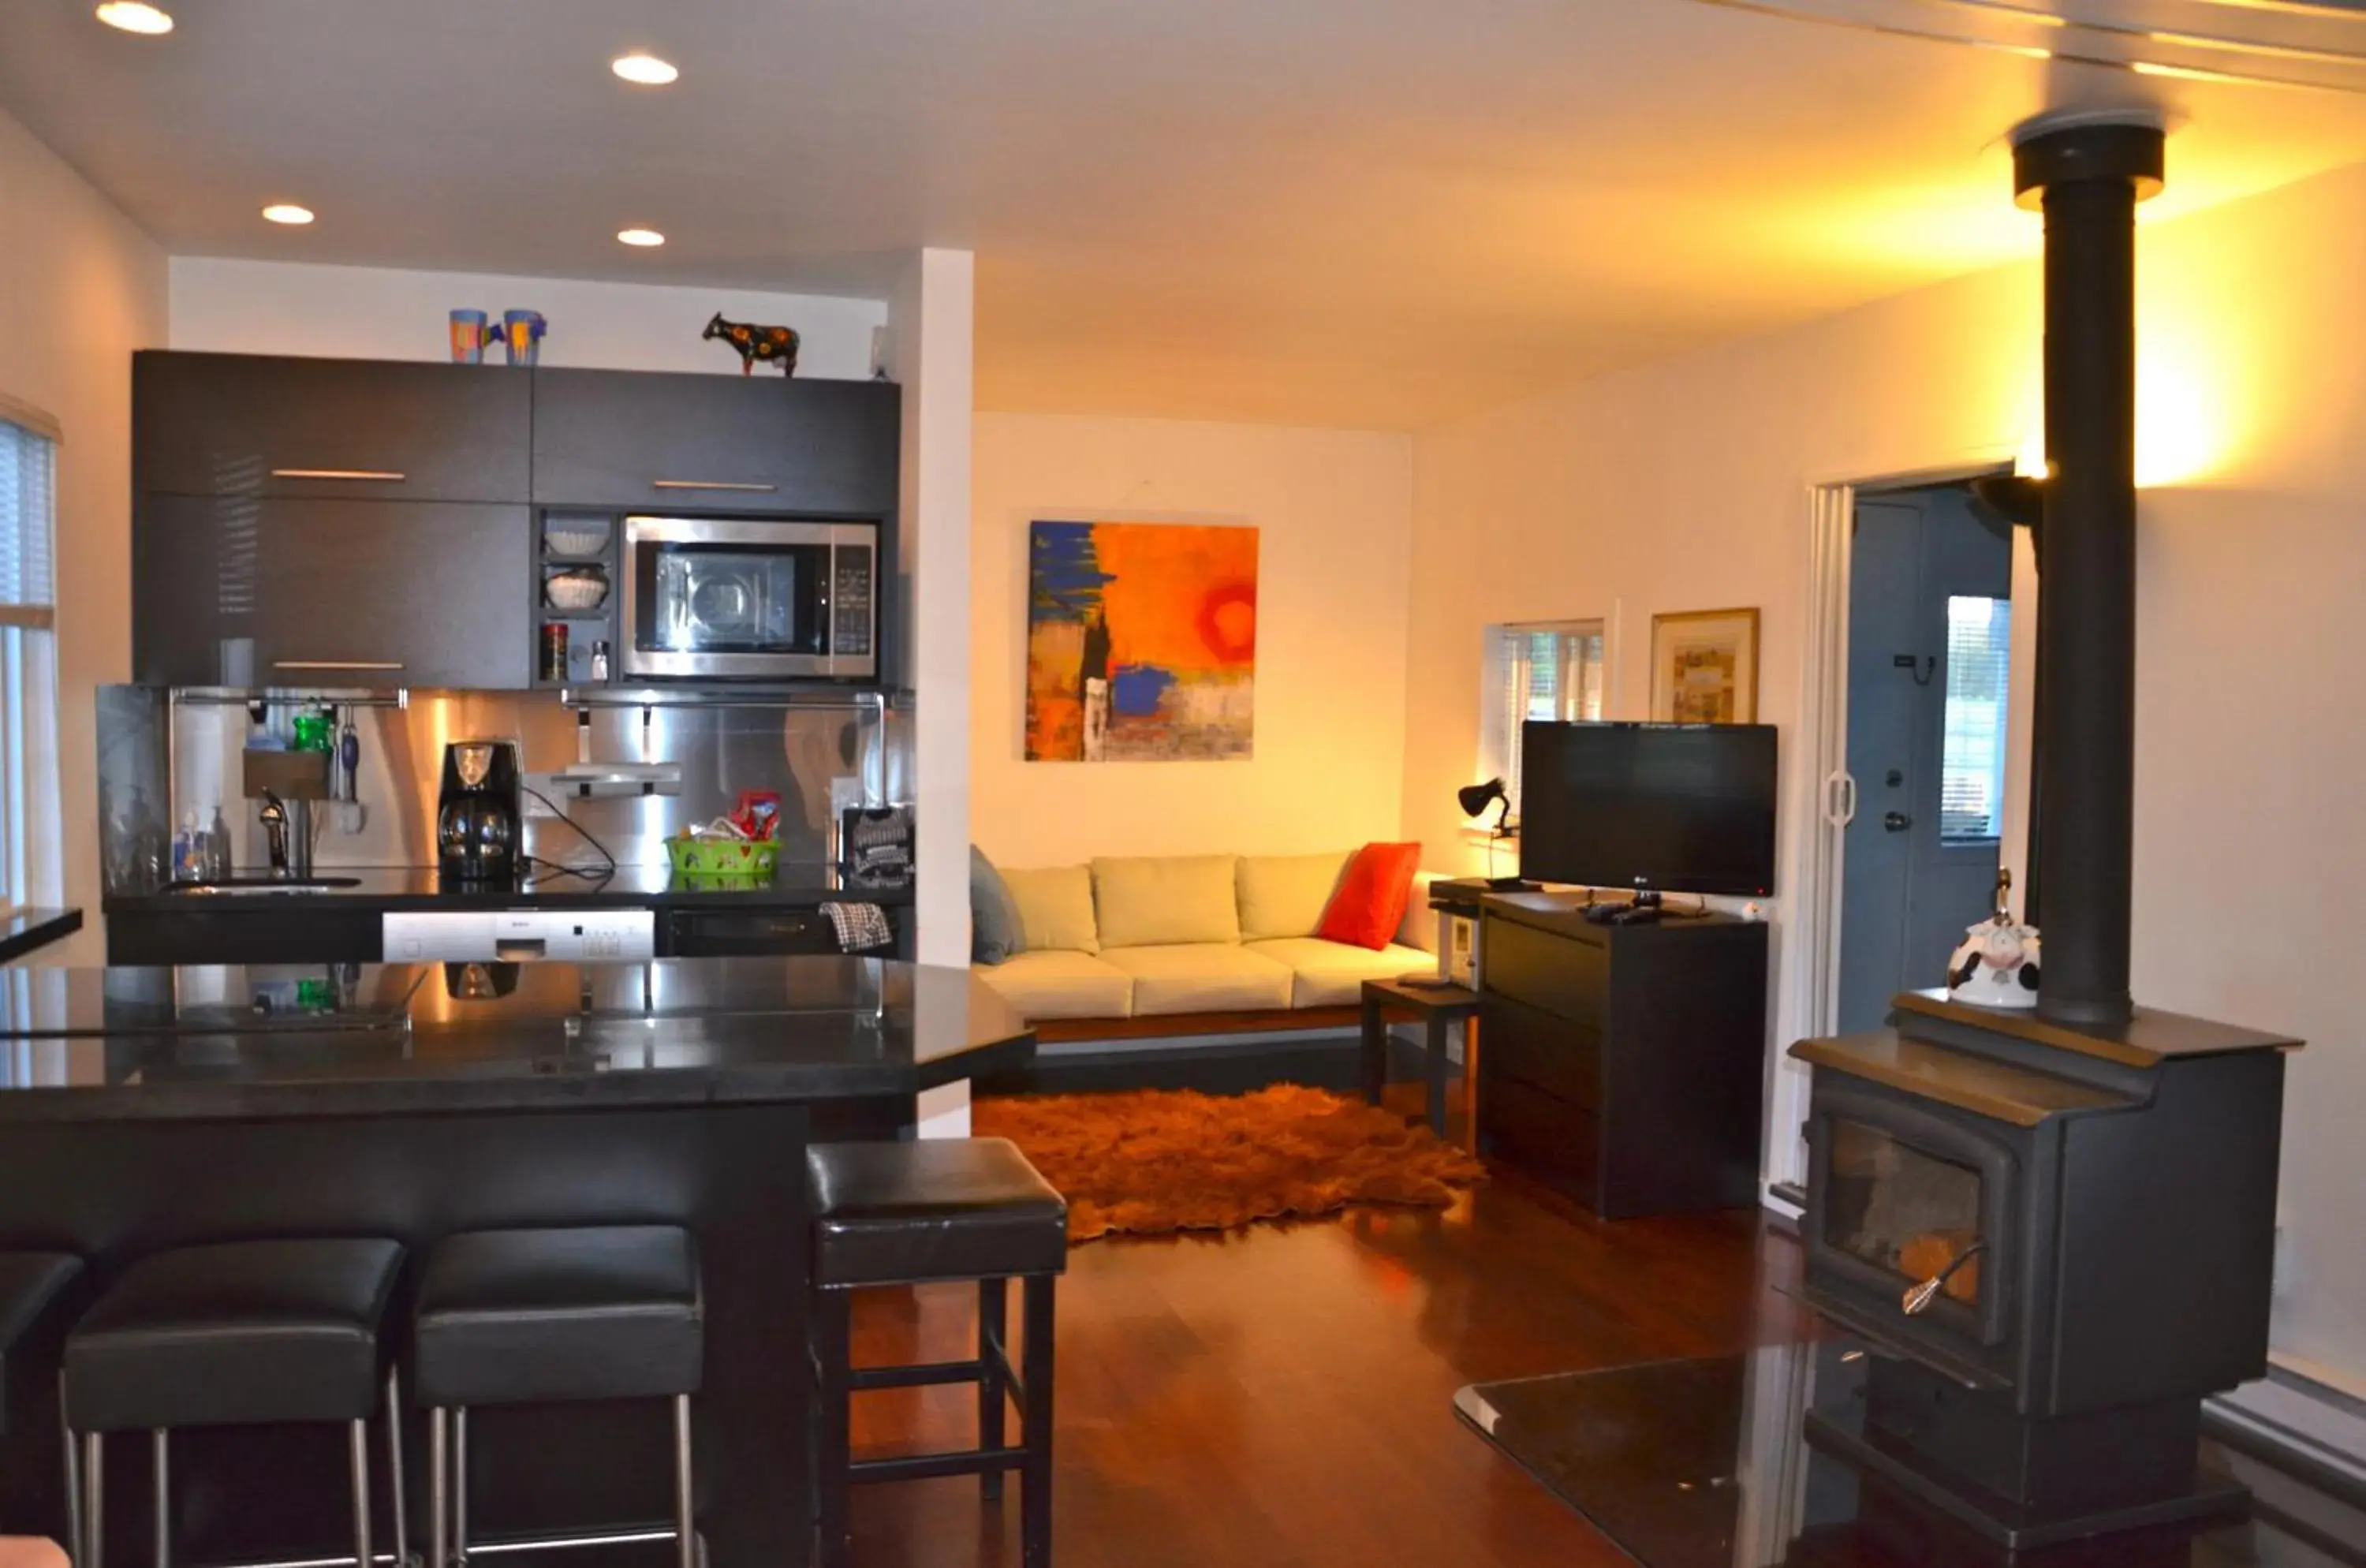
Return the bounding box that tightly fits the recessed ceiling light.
[610,53,679,85]
[617,228,666,248]
[261,203,315,226]
[95,2,174,35]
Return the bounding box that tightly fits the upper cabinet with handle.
[135,351,532,504]
[531,368,900,515]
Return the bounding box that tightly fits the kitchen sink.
[160,876,364,896]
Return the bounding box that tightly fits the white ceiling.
[7,0,2366,429]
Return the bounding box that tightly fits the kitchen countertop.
[102,862,915,913]
[0,956,1027,1121]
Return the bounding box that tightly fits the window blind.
[1480,621,1605,820]
[1939,595,2012,842]
[0,418,61,910]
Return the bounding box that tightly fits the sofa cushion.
[1315,842,1423,950]
[974,950,1133,1021]
[1001,864,1100,954]
[1092,855,1241,948]
[1237,851,1352,941]
[1098,944,1293,1016]
[1243,938,1439,1008]
[1398,871,1442,953]
[970,846,1025,966]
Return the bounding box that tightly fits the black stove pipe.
[2012,119,2163,1028]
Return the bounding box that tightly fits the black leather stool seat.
[808,1138,1067,1289]
[65,1238,401,1433]
[414,1226,702,1408]
[0,1252,81,1433]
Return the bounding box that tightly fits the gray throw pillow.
[971,845,1026,965]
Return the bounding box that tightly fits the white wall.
[170,257,884,379]
[0,106,167,963]
[972,413,1413,869]
[1402,155,2366,1391]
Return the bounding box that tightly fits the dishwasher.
[382,908,658,963]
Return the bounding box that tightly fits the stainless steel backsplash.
[98,687,912,890]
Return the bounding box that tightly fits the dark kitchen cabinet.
[1477,895,1769,1218]
[532,368,900,515]
[133,496,532,689]
[134,351,532,504]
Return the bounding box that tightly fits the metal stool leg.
[978,1278,1008,1503]
[812,1290,852,1568]
[62,1374,82,1567]
[1020,1275,1056,1568]
[427,1409,447,1568]
[452,1409,467,1568]
[151,1431,168,1568]
[672,1394,695,1568]
[349,1419,373,1568]
[82,1432,104,1568]
[384,1368,408,1568]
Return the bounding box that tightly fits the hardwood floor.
[842,1088,1819,1566]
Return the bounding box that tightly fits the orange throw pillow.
[1316,842,1423,950]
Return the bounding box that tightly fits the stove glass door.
[1824,1118,1986,1309]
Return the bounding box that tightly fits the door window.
[1939,595,2012,843]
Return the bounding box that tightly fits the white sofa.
[976,852,1439,1026]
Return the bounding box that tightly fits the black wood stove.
[1788,116,2304,1550]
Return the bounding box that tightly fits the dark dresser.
[1476,893,1769,1218]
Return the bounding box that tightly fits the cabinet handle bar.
[272,660,407,671]
[651,480,778,493]
[269,469,408,482]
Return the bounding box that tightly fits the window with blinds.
[1480,621,1605,821]
[0,416,61,912]
[1939,595,2011,843]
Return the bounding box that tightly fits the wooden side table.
[1359,976,1480,1136]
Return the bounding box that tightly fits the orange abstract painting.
[1025,521,1257,761]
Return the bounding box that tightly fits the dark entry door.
[1838,488,2013,1032]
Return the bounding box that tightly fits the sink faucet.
[259,790,292,876]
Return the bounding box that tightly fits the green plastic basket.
[665,837,779,880]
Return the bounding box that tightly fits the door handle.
[1823,771,1857,827]
[651,480,778,493]
[1884,811,1913,832]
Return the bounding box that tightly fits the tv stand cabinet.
[1476,893,1768,1217]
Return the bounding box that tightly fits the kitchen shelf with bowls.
[533,510,619,689]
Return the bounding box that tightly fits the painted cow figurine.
[703,312,800,375]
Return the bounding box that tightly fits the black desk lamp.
[1457,779,1535,890]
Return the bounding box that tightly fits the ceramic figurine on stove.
[1947,868,2041,1008]
[703,312,799,375]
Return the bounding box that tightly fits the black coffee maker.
[437,740,521,884]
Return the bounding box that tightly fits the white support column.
[887,248,976,1138]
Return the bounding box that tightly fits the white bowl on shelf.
[543,522,610,558]
[544,568,610,610]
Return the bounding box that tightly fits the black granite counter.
[0,956,1029,1121]
[102,862,914,912]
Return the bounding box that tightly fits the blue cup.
[501,309,547,367]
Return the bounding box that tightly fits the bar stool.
[0,1253,84,1553]
[806,1139,1067,1568]
[63,1238,405,1568]
[411,1226,703,1568]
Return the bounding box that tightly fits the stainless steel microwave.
[620,516,879,681]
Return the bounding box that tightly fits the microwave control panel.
[832,547,874,657]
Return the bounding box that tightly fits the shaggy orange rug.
[972,1084,1487,1241]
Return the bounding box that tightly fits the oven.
[620,516,879,681]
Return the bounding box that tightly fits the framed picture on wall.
[1650,607,1760,724]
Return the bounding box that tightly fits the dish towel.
[822,902,894,954]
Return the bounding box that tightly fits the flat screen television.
[1517,722,1778,897]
